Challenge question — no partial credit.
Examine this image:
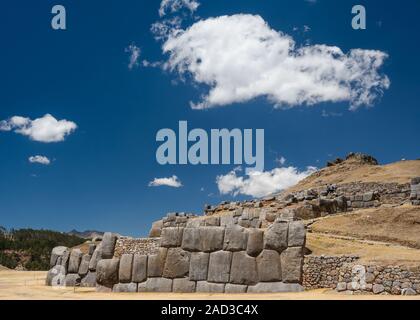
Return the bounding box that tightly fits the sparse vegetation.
[0,228,84,271]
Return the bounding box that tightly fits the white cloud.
[28,155,51,165]
[162,14,390,110]
[216,165,317,198]
[275,156,287,165]
[149,175,183,188]
[159,0,200,17]
[0,114,77,142]
[125,44,141,69]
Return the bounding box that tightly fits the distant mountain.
[67,229,103,239]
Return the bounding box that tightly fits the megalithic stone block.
[119,254,133,283]
[80,271,96,287]
[112,282,138,293]
[132,254,148,283]
[101,232,118,259]
[89,244,103,271]
[196,281,225,293]
[160,227,184,248]
[163,248,190,278]
[64,273,81,287]
[181,228,201,251]
[50,246,68,268]
[264,221,288,253]
[147,247,168,277]
[246,229,264,257]
[78,254,91,276]
[225,284,248,293]
[96,258,120,288]
[287,221,306,247]
[207,251,232,283]
[230,251,258,285]
[189,252,209,281]
[138,278,173,292]
[280,247,304,283]
[247,282,304,293]
[256,250,281,282]
[199,227,225,252]
[223,225,248,252]
[68,249,83,273]
[173,278,196,293]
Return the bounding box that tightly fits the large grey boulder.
[225,284,247,293]
[101,232,118,259]
[256,250,282,282]
[64,273,81,287]
[247,282,304,293]
[199,227,225,252]
[246,229,264,257]
[280,247,303,283]
[230,252,258,285]
[45,265,66,286]
[264,221,288,253]
[96,258,120,288]
[163,248,190,278]
[68,249,83,273]
[207,251,232,283]
[181,228,201,251]
[138,278,173,292]
[223,225,248,252]
[160,227,184,248]
[287,221,306,247]
[149,220,163,237]
[189,252,209,281]
[147,247,168,277]
[50,246,68,267]
[113,282,138,293]
[132,254,148,283]
[196,281,225,293]
[173,278,196,293]
[78,254,91,276]
[119,254,133,283]
[88,244,102,271]
[80,271,96,287]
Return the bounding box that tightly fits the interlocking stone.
[223,225,248,252]
[225,284,248,293]
[50,246,68,267]
[257,250,282,282]
[160,227,184,248]
[112,282,138,293]
[247,282,304,293]
[132,254,148,283]
[189,252,209,281]
[101,232,118,259]
[287,221,306,247]
[88,243,96,255]
[68,249,83,273]
[80,271,96,287]
[138,278,173,292]
[96,258,120,288]
[147,247,168,277]
[230,252,258,285]
[64,274,81,287]
[88,244,103,271]
[78,254,91,276]
[264,221,288,253]
[207,251,232,283]
[119,254,134,283]
[246,229,264,257]
[199,227,225,252]
[45,265,66,286]
[173,278,196,293]
[196,281,225,293]
[163,248,190,278]
[181,228,201,251]
[280,247,303,283]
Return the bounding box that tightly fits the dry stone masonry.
[411,177,420,206]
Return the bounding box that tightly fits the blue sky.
[0,0,419,236]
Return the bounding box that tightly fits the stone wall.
[113,237,160,257]
[303,255,420,295]
[96,220,306,293]
[410,177,420,205]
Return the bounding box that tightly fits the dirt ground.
[0,270,419,300]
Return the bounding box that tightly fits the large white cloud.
[162,14,390,110]
[0,114,77,142]
[149,175,183,188]
[28,155,51,165]
[216,165,317,198]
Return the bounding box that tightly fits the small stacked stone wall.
[96,220,306,293]
[410,177,420,205]
[113,237,160,257]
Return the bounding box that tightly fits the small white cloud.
[29,155,51,165]
[0,114,77,143]
[159,0,200,17]
[275,156,287,165]
[303,25,311,32]
[125,44,141,70]
[216,165,317,198]
[162,14,390,110]
[149,175,183,188]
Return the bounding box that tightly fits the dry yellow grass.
[0,270,419,300]
[288,160,420,192]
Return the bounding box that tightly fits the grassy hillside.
[0,228,85,271]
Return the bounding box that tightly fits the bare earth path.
[0,270,419,300]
